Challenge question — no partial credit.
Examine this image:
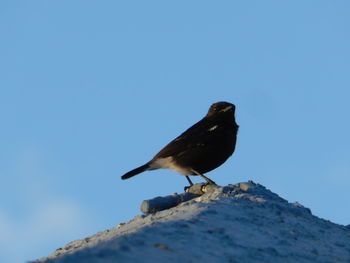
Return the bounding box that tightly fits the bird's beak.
[221,105,233,112]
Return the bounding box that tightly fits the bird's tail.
[121,163,150,180]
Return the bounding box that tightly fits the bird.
[121,101,239,186]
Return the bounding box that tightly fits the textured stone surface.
[33,181,350,263]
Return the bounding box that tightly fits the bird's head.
[206,101,235,117]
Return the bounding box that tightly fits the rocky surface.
[33,182,350,263]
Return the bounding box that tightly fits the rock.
[32,182,350,263]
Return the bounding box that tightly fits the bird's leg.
[186,176,194,186]
[184,176,194,192]
[191,169,217,185]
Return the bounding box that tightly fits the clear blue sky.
[1,1,349,262]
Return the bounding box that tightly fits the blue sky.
[1,1,350,262]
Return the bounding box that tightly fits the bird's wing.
[153,117,224,159]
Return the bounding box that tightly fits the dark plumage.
[121,101,239,185]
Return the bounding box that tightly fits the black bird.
[121,101,239,185]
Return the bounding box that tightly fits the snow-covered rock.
[33,182,350,263]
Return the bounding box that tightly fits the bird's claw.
[204,179,217,186]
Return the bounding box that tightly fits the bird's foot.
[204,179,217,186]
[190,169,216,186]
[184,183,206,194]
[200,182,218,194]
[184,185,191,192]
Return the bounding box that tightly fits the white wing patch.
[208,125,218,131]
